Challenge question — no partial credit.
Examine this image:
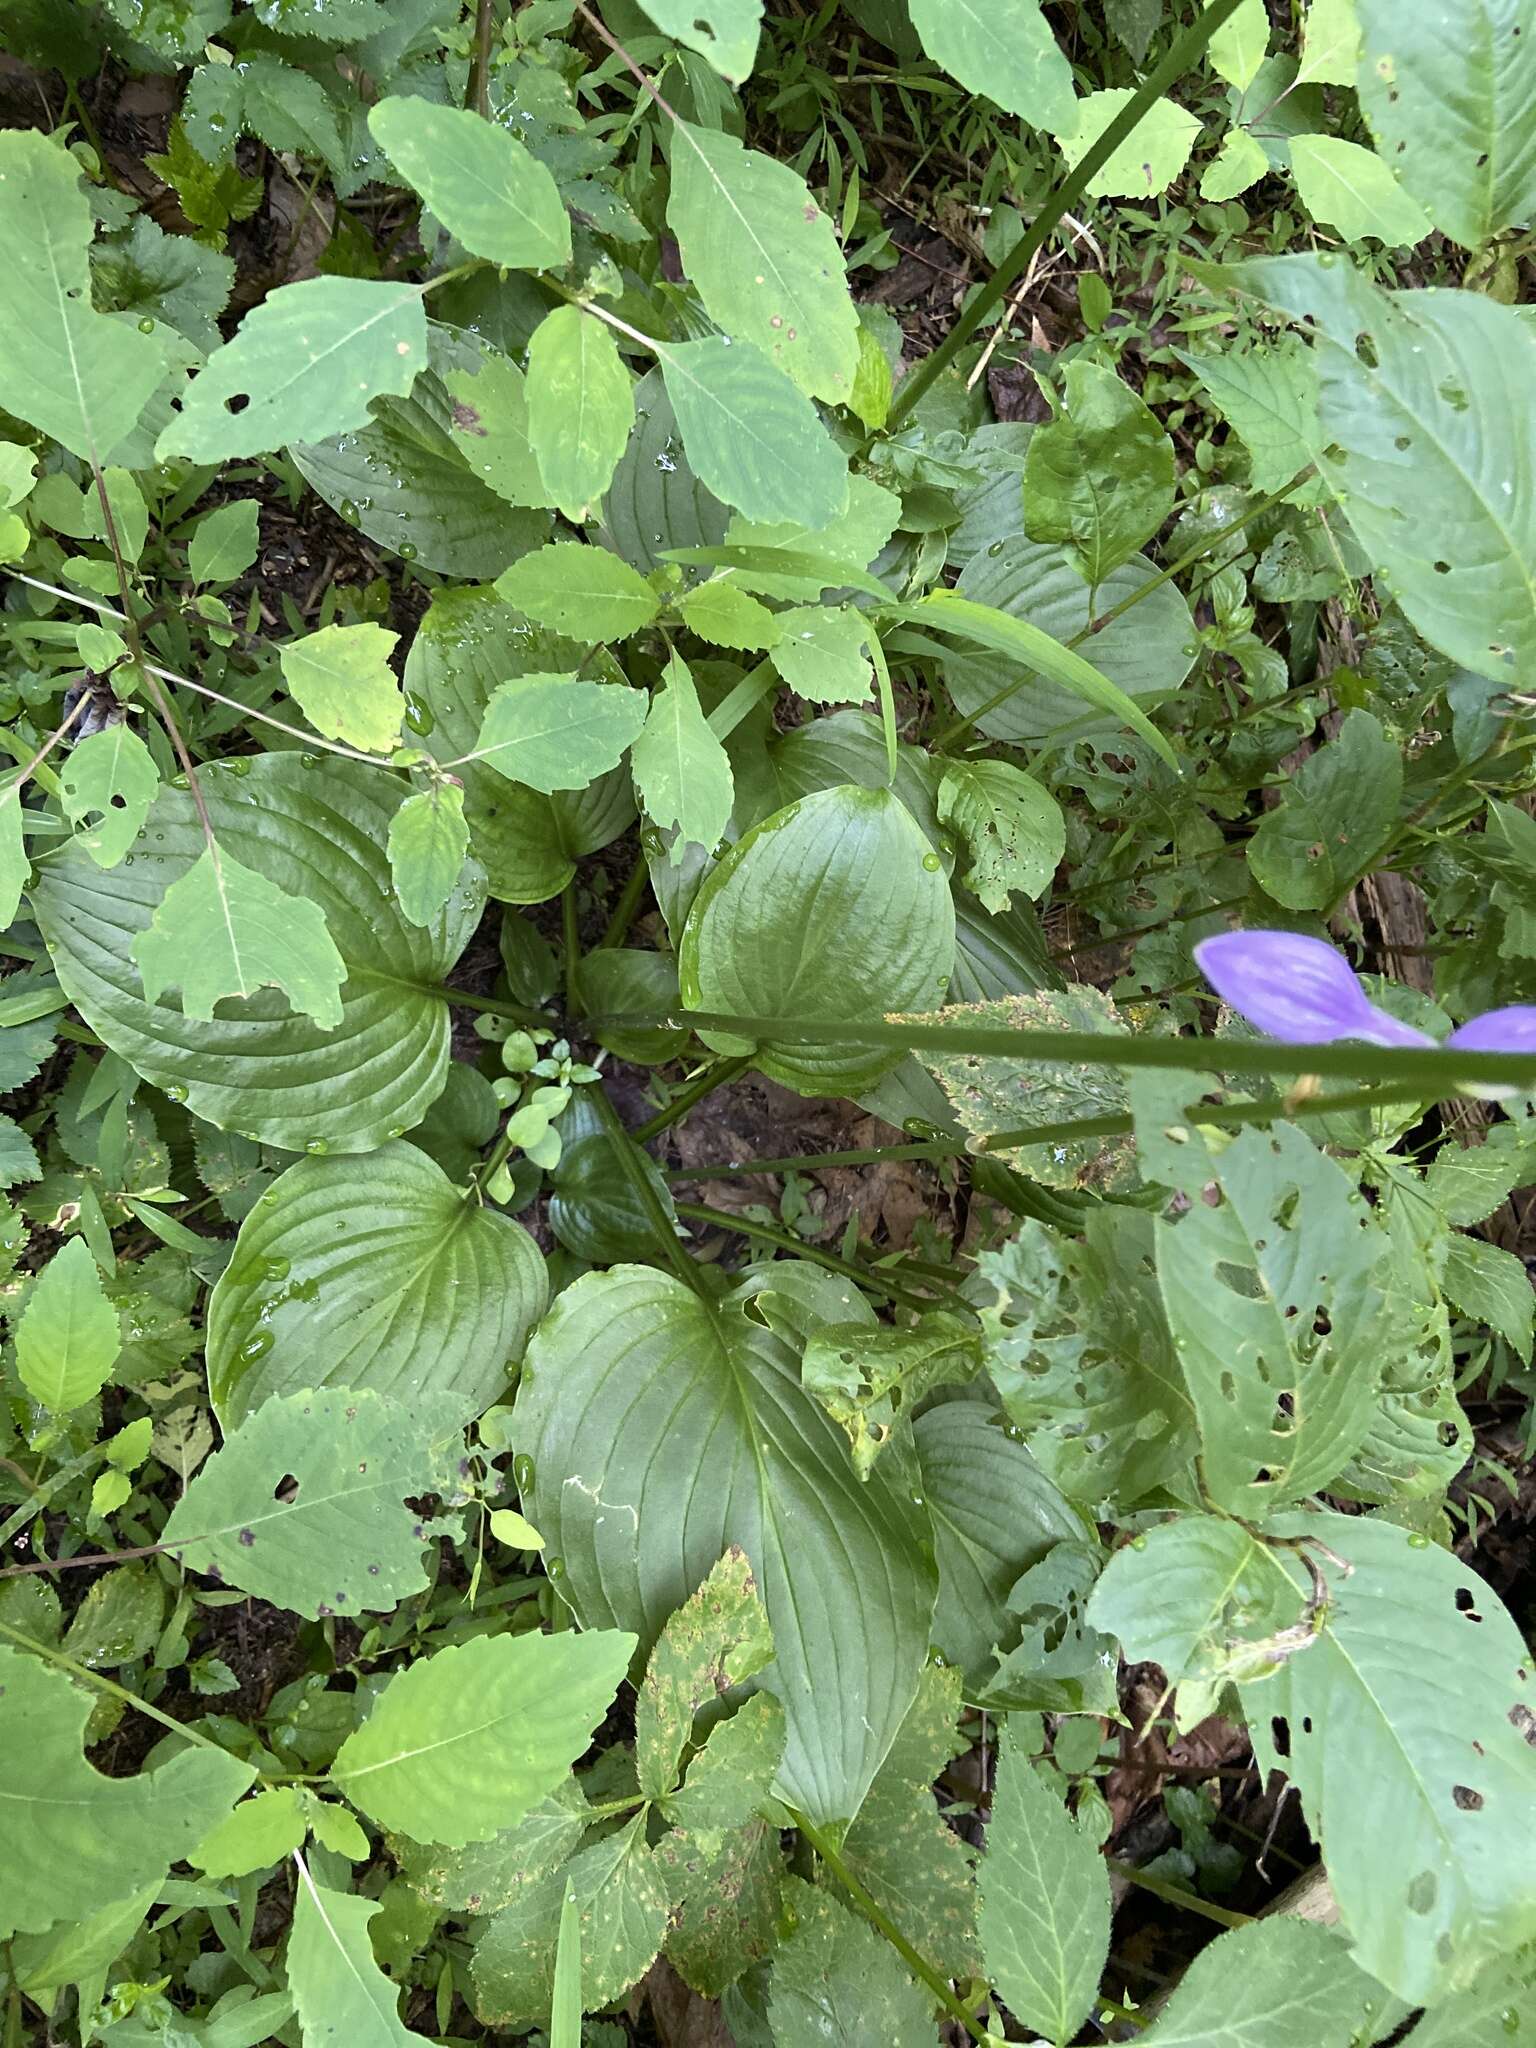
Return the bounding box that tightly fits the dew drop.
[399,541,418,560]
[545,1553,566,1581]
[1407,1531,1431,1548]
[304,1137,330,1155]
[162,1084,187,1104]
[921,851,941,871]
[238,1330,274,1364]
[513,1453,536,1492]
[262,1255,291,1283]
[137,316,156,334]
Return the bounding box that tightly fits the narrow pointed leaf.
[387,782,470,926]
[288,1867,418,2048]
[16,1236,120,1412]
[631,651,734,858]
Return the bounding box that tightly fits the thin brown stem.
[466,0,496,117]
[573,1,683,122]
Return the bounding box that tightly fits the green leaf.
[977,1722,1110,2046]
[332,1629,633,1844]
[601,364,727,576]
[444,345,545,511]
[1214,254,1536,683]
[679,785,956,1097]
[157,278,428,461]
[0,1644,255,1941]
[368,98,570,270]
[636,1547,775,1801]
[668,1692,786,1835]
[206,1141,547,1425]
[388,782,470,927]
[0,783,26,929]
[634,0,761,80]
[1289,134,1432,244]
[667,122,859,405]
[160,1386,461,1619]
[1138,1919,1383,2048]
[658,1818,785,1996]
[1023,360,1176,585]
[1296,0,1361,85]
[92,212,234,354]
[187,498,260,585]
[0,131,164,462]
[515,1267,938,1824]
[280,621,405,754]
[0,1113,40,1189]
[908,0,1076,131]
[724,474,901,600]
[58,725,160,871]
[1354,0,1535,247]
[1207,0,1268,87]
[60,1560,163,1668]
[16,1236,120,1412]
[1057,89,1201,197]
[631,650,734,858]
[938,760,1064,912]
[33,756,484,1151]
[770,605,872,705]
[397,1781,591,1914]
[495,542,659,643]
[766,1880,936,2047]
[660,336,848,529]
[802,1314,982,1478]
[288,1865,417,2048]
[1199,126,1270,201]
[469,674,648,793]
[1247,709,1401,909]
[551,1879,581,2048]
[525,308,634,524]
[677,576,782,650]
[1173,338,1319,492]
[1442,1232,1534,1357]
[132,839,347,1031]
[192,1788,308,1878]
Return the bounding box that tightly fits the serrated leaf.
[206,1140,547,1425]
[0,1645,255,1941]
[61,1561,163,1667]
[938,760,1064,912]
[369,97,570,271]
[1289,133,1431,245]
[1297,0,1361,85]
[677,577,782,650]
[660,336,848,529]
[469,674,648,793]
[667,121,858,404]
[668,1692,785,1835]
[16,1236,120,1411]
[160,1386,461,1619]
[909,0,1076,131]
[0,1113,40,1189]
[1200,125,1270,202]
[525,307,634,524]
[631,650,734,858]
[0,131,164,462]
[157,277,428,462]
[767,1881,936,2047]
[192,1788,308,1878]
[56,725,159,873]
[1024,360,1176,585]
[187,498,260,585]
[280,621,404,754]
[803,1314,982,1479]
[635,0,761,80]
[1138,1918,1383,2047]
[332,1629,634,1845]
[1173,338,1319,492]
[496,541,659,642]
[637,1547,775,1801]
[1058,89,1201,197]
[770,605,872,705]
[1442,1232,1534,1356]
[288,1865,417,2048]
[388,782,470,927]
[1247,708,1401,909]
[398,1781,591,1913]
[92,212,234,354]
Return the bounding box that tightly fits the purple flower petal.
[1194,930,1434,1048]
[1445,1007,1536,1055]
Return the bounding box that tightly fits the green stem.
[562,879,582,1020]
[882,0,1252,431]
[599,854,651,949]
[631,1054,753,1144]
[1107,1858,1255,1932]
[421,982,552,1029]
[706,656,779,741]
[0,1615,231,1759]
[794,1813,992,2045]
[590,1086,708,1297]
[674,1202,947,1313]
[0,1444,105,1547]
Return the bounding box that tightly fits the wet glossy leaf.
[280,621,404,755]
[496,541,659,643]
[387,782,470,927]
[660,336,848,529]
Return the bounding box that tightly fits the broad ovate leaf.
[207,1141,546,1425]
[938,759,1065,911]
[525,307,634,524]
[1173,337,1319,492]
[0,130,164,462]
[0,1645,255,1940]
[32,755,484,1151]
[495,541,659,643]
[15,1235,120,1412]
[667,121,858,405]
[679,784,955,1096]
[515,1266,937,1824]
[369,97,571,271]
[1023,359,1176,584]
[1207,0,1269,88]
[444,345,544,510]
[332,1629,634,1844]
[279,621,404,754]
[659,337,848,530]
[1289,134,1432,245]
[161,1386,461,1619]
[58,724,160,869]
[1138,1919,1385,2048]
[630,651,734,859]
[469,674,648,794]
[387,782,470,927]
[635,0,761,81]
[288,1866,417,2048]
[1058,89,1201,197]
[159,277,427,461]
[766,1881,936,2046]
[908,0,1076,132]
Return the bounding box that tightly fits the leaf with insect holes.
[908,0,1077,132]
[157,277,428,462]
[161,1386,462,1619]
[132,839,347,1029]
[279,620,404,755]
[387,782,470,927]
[0,130,164,463]
[470,675,647,794]
[526,307,634,524]
[660,337,848,530]
[16,1236,120,1412]
[57,725,160,869]
[287,1867,418,2048]
[1057,89,1201,197]
[939,760,1064,912]
[369,98,570,272]
[631,652,734,859]
[635,0,761,81]
[495,542,659,643]
[331,1629,634,1844]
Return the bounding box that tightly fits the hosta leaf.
[161,1386,461,1619]
[0,131,164,462]
[1138,1919,1384,2048]
[938,760,1064,911]
[1289,134,1431,245]
[33,756,484,1151]
[470,674,648,793]
[332,1630,633,1844]
[770,605,872,705]
[660,336,848,529]
[908,0,1076,130]
[1173,338,1319,492]
[600,365,727,576]
[288,1868,417,2048]
[525,306,634,523]
[1215,254,1536,682]
[369,98,571,271]
[1023,360,1176,585]
[16,1235,120,1412]
[767,1881,936,2047]
[132,840,347,1031]
[636,1547,775,1801]
[667,121,858,405]
[279,621,404,754]
[387,782,470,927]
[1058,89,1201,196]
[630,650,734,858]
[496,542,659,642]
[679,785,955,1096]
[977,1722,1110,2046]
[206,1141,547,1425]
[1246,708,1401,909]
[0,1645,255,1941]
[1354,0,1536,249]
[158,278,428,462]
[635,0,761,80]
[515,1266,937,1824]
